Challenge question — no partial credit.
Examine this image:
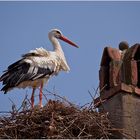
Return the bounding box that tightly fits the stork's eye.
[54,30,62,38]
[56,30,61,35]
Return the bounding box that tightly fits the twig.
[43,88,74,106]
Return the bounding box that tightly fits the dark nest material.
[0,93,117,139]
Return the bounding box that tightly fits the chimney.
[94,42,140,138]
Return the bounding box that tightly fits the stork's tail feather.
[0,59,26,93]
[1,85,10,94]
[0,78,13,94]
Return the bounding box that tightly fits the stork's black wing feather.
[0,59,54,94]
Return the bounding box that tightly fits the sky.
[0,1,140,112]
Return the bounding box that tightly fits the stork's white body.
[17,47,70,89]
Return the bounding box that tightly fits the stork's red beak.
[59,36,79,48]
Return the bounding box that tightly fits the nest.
[0,93,117,139]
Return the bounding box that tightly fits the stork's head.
[48,29,79,48]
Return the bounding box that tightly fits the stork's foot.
[39,103,43,108]
[33,104,43,109]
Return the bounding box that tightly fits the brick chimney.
[94,42,140,138]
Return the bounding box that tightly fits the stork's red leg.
[31,88,35,108]
[39,82,43,108]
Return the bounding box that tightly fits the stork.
[0,29,79,108]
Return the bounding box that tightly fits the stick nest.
[0,96,116,139]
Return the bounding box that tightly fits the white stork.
[0,29,79,108]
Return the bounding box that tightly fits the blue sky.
[0,1,140,111]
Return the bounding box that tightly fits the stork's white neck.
[48,34,62,52]
[48,34,70,71]
[49,36,65,61]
